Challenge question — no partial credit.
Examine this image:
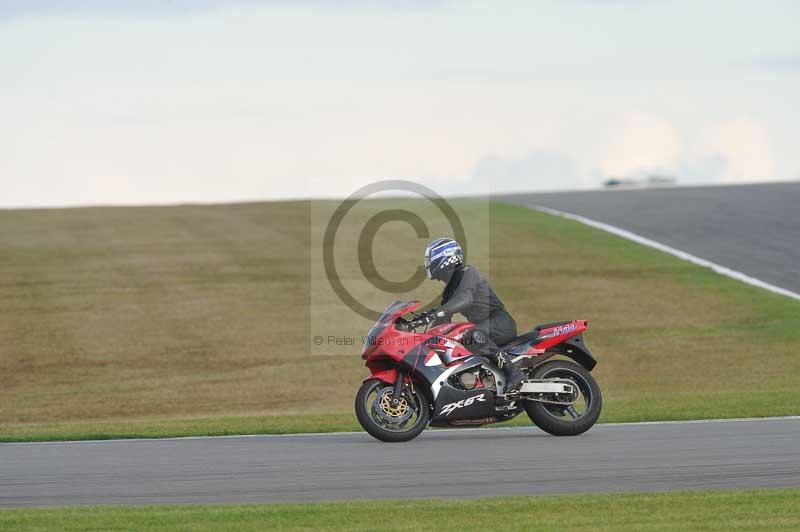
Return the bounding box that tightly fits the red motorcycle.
[356,300,602,442]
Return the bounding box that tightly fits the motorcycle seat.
[501,331,539,349]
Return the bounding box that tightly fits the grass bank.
[1,200,798,441]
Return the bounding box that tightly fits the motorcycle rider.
[412,237,526,393]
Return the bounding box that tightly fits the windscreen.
[362,301,409,354]
[377,301,409,324]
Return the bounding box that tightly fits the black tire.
[524,360,602,436]
[355,379,430,442]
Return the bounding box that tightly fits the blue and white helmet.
[424,238,463,280]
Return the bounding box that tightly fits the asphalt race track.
[1,418,799,507]
[500,182,800,293]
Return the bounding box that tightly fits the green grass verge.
[1,489,798,531]
[0,413,360,443]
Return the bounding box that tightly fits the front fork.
[391,369,405,406]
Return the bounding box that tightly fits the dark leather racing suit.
[438,265,517,359]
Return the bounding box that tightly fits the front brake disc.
[373,388,413,425]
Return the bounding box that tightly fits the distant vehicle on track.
[604,174,677,188]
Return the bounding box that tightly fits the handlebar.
[396,311,439,332]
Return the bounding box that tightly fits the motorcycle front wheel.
[355,379,430,442]
[524,359,602,436]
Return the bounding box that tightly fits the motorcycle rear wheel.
[524,359,602,436]
[355,379,430,442]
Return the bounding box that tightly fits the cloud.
[590,112,781,184]
[595,113,779,184]
[700,118,776,182]
[675,154,728,184]
[572,0,662,4]
[739,54,800,73]
[599,112,682,179]
[468,150,581,193]
[0,0,444,19]
[453,114,777,195]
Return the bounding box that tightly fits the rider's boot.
[495,352,525,394]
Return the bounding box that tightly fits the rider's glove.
[408,316,429,329]
[409,309,446,329]
[427,308,447,322]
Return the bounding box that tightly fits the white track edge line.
[534,205,800,302]
[3,416,799,446]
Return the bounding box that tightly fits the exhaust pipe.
[446,416,501,426]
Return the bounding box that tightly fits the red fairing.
[428,322,473,339]
[521,319,589,354]
[363,301,423,382]
[363,300,592,382]
[362,302,475,382]
[366,367,398,385]
[361,301,423,360]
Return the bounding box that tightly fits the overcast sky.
[1,0,798,207]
